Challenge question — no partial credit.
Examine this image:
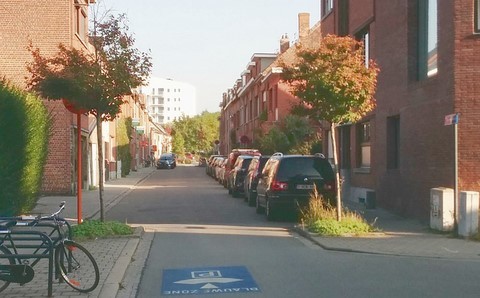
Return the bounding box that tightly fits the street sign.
[161,266,260,295]
[444,113,459,126]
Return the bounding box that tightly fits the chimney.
[298,13,310,40]
[280,34,290,53]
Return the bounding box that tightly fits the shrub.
[72,220,134,240]
[117,117,132,177]
[0,79,51,216]
[300,187,373,236]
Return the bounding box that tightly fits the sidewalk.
[0,166,156,298]
[296,201,480,259]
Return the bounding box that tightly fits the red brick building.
[0,1,168,196]
[0,0,95,194]
[320,0,480,220]
[220,1,480,220]
[219,13,320,155]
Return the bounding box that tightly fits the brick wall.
[369,1,458,218]
[454,1,480,192]
[0,0,88,194]
[317,1,480,220]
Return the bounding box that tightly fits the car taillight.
[324,181,335,191]
[271,180,288,191]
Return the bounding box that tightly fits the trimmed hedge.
[0,79,51,216]
[116,117,132,177]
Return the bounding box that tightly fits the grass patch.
[300,188,374,236]
[72,220,134,240]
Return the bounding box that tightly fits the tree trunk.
[96,114,105,221]
[331,122,342,221]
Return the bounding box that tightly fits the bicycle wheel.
[0,245,14,292]
[55,240,99,293]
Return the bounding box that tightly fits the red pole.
[77,113,83,224]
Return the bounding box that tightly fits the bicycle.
[0,202,100,295]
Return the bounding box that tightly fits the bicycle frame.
[0,203,73,297]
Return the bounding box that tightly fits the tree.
[255,114,315,155]
[171,112,220,154]
[26,13,152,221]
[280,34,379,220]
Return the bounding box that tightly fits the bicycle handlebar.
[17,201,66,226]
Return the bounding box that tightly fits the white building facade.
[139,77,197,124]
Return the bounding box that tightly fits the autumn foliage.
[281,34,379,124]
[281,34,379,220]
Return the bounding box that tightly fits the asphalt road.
[107,165,480,298]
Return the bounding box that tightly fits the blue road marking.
[162,266,260,295]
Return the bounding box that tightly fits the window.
[357,122,371,168]
[321,0,334,18]
[75,7,87,41]
[418,0,438,78]
[475,0,480,33]
[338,0,349,36]
[355,28,370,67]
[387,116,400,169]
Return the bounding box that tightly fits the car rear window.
[242,159,252,169]
[276,157,334,180]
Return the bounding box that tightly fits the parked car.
[225,149,261,192]
[206,155,224,176]
[243,155,270,206]
[213,157,226,181]
[216,158,228,186]
[228,155,254,196]
[256,153,335,220]
[156,153,177,169]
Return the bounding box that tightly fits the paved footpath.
[0,166,156,298]
[2,165,479,297]
[297,202,480,260]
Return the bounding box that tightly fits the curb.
[293,226,376,255]
[293,226,415,257]
[97,227,145,298]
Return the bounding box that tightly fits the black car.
[256,153,335,220]
[228,155,253,197]
[243,155,270,206]
[156,153,177,169]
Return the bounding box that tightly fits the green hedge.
[116,117,132,177]
[0,79,51,216]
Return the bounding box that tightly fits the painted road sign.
[162,266,260,295]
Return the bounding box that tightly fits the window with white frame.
[355,28,370,68]
[418,0,438,78]
[321,0,334,18]
[75,7,87,42]
[358,121,371,168]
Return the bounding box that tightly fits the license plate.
[296,184,314,190]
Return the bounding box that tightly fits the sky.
[97,0,320,114]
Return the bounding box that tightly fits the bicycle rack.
[0,219,70,297]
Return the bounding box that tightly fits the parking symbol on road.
[162,266,260,295]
